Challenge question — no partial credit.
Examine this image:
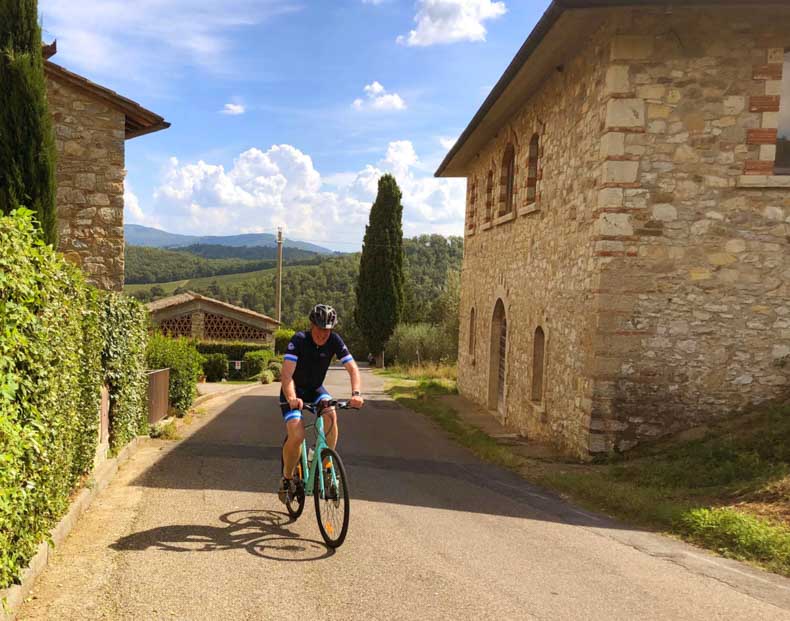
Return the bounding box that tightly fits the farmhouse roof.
[147,292,280,326]
[43,41,170,140]
[435,0,787,177]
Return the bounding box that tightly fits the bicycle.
[279,400,354,548]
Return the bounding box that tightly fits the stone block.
[765,80,782,96]
[651,204,677,222]
[598,187,624,208]
[88,193,110,206]
[610,35,654,60]
[762,112,779,129]
[602,160,639,184]
[595,213,633,237]
[723,96,745,115]
[64,141,85,157]
[605,65,631,94]
[636,84,666,100]
[75,173,96,190]
[606,99,645,129]
[600,132,625,158]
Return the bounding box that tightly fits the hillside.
[126,234,464,329]
[124,244,322,285]
[125,224,334,254]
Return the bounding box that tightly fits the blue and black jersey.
[283,331,353,390]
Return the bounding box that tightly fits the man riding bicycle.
[278,304,363,503]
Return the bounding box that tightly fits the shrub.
[275,328,296,354]
[145,333,203,415]
[0,210,103,588]
[244,349,275,377]
[384,323,456,365]
[259,370,275,385]
[202,353,228,382]
[195,341,273,362]
[101,293,149,448]
[268,360,283,381]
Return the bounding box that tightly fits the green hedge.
[0,210,103,588]
[275,329,295,354]
[101,293,149,449]
[195,341,273,361]
[202,353,228,382]
[268,360,283,381]
[243,350,275,377]
[259,369,275,385]
[145,333,202,415]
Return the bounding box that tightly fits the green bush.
[268,360,283,381]
[145,333,203,415]
[244,349,275,377]
[384,323,457,364]
[259,370,275,385]
[195,341,273,361]
[101,293,149,448]
[275,328,295,354]
[202,353,228,382]
[0,210,103,588]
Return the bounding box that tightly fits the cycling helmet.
[309,304,338,329]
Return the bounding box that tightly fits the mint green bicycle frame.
[299,407,338,496]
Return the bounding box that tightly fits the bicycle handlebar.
[303,399,358,413]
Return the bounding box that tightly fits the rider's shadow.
[110,510,334,562]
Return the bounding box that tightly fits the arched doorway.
[488,299,507,420]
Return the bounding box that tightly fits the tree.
[0,1,57,244]
[355,174,404,364]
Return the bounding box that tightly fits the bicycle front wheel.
[313,448,350,548]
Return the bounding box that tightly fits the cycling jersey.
[283,331,353,390]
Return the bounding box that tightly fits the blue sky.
[39,0,549,251]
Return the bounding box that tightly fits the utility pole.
[275,226,283,324]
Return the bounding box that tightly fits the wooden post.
[276,227,283,324]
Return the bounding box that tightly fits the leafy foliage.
[0,1,57,244]
[101,293,149,449]
[355,174,404,355]
[384,323,457,364]
[259,370,275,385]
[0,210,101,588]
[243,350,276,377]
[202,353,228,382]
[195,340,273,361]
[145,333,202,415]
[275,328,296,354]
[267,360,283,381]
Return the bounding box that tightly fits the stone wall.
[458,22,613,456]
[46,77,126,292]
[459,5,790,457]
[588,6,790,452]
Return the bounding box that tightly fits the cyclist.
[278,304,363,503]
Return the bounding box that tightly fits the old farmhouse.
[147,292,279,345]
[437,1,790,456]
[44,42,169,291]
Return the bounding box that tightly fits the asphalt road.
[19,367,790,620]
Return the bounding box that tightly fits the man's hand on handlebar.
[349,395,364,409]
[288,397,304,411]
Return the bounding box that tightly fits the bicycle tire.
[313,447,350,548]
[280,437,305,519]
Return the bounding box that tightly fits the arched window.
[485,170,494,222]
[469,307,476,363]
[526,134,540,205]
[532,326,545,402]
[467,181,477,232]
[500,143,516,216]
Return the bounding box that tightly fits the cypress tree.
[0,0,57,244]
[355,174,404,363]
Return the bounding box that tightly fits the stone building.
[43,43,169,291]
[147,292,279,344]
[437,0,790,457]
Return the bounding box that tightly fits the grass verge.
[379,367,790,577]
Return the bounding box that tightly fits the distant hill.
[125,224,334,254]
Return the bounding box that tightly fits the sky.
[39,0,550,251]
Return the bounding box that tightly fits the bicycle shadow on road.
[110,509,335,562]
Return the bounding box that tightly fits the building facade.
[44,43,169,291]
[437,1,790,456]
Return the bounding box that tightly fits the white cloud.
[149,141,465,248]
[39,0,300,85]
[439,135,459,150]
[397,0,506,47]
[124,182,161,229]
[221,103,246,115]
[353,81,407,111]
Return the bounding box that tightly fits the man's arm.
[345,360,364,408]
[282,349,302,410]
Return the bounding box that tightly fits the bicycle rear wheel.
[280,437,305,519]
[313,448,350,548]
